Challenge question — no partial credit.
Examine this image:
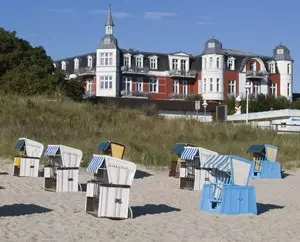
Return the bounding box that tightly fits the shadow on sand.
[281,171,292,179]
[257,203,284,215]
[134,170,153,179]
[0,203,53,217]
[131,204,181,218]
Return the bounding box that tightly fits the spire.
[105,4,114,27]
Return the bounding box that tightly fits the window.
[122,77,132,92]
[208,42,215,48]
[287,63,291,74]
[216,58,220,68]
[287,83,291,96]
[150,57,157,69]
[210,78,213,91]
[270,83,277,96]
[269,62,275,74]
[135,56,143,68]
[100,52,113,66]
[136,78,143,92]
[100,76,113,89]
[203,78,207,92]
[228,80,236,96]
[182,81,188,96]
[180,60,186,71]
[172,59,178,70]
[61,61,66,71]
[173,80,179,94]
[204,58,207,69]
[209,57,213,68]
[124,56,130,67]
[74,59,79,70]
[87,56,93,68]
[277,48,284,55]
[250,61,256,71]
[227,58,235,70]
[86,79,93,94]
[253,81,260,95]
[150,78,158,93]
[216,78,220,92]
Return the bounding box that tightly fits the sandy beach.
[0,161,300,242]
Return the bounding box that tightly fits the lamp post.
[245,82,251,124]
[202,99,208,123]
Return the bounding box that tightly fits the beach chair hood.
[15,138,44,158]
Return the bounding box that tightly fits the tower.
[201,38,225,101]
[273,44,293,100]
[95,4,120,97]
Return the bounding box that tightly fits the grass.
[0,94,300,169]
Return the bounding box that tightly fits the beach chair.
[97,141,126,159]
[169,143,195,178]
[43,145,83,192]
[85,154,136,219]
[179,146,218,191]
[199,154,257,215]
[247,144,282,179]
[13,138,44,177]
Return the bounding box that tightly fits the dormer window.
[277,48,284,55]
[227,57,235,70]
[149,56,158,69]
[172,59,178,70]
[74,58,79,70]
[87,56,93,68]
[250,61,256,71]
[123,53,131,68]
[269,62,275,74]
[180,60,186,71]
[208,42,215,48]
[135,55,144,68]
[61,61,66,71]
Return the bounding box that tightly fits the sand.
[0,162,300,242]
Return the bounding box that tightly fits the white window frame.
[87,56,93,68]
[173,80,179,94]
[100,76,113,89]
[216,57,220,68]
[180,59,186,71]
[228,80,236,96]
[204,58,207,69]
[182,80,188,96]
[100,52,113,66]
[287,63,291,74]
[209,57,213,68]
[123,77,132,92]
[203,78,207,93]
[250,61,256,71]
[149,56,158,69]
[210,78,213,91]
[287,83,291,96]
[61,61,66,71]
[135,78,143,92]
[270,83,277,96]
[135,55,143,68]
[216,78,220,92]
[123,53,131,68]
[227,57,235,70]
[253,81,260,95]
[269,62,275,74]
[149,78,158,93]
[172,59,178,70]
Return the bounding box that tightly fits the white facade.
[201,54,224,100]
[277,60,293,100]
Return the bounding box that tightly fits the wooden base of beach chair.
[169,161,180,178]
[13,166,20,176]
[180,178,195,190]
[44,177,57,192]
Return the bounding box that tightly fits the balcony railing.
[169,70,197,77]
[74,67,96,76]
[168,93,189,100]
[121,66,149,75]
[120,90,149,98]
[246,70,268,78]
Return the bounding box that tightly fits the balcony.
[121,66,149,75]
[246,70,268,79]
[74,67,96,76]
[168,93,189,100]
[169,70,197,78]
[120,90,149,99]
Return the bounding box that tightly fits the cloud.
[88,9,132,18]
[144,12,177,20]
[48,8,74,14]
[197,16,215,25]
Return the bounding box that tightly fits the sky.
[1,0,300,91]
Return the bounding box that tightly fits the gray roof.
[273,44,293,61]
[202,38,223,55]
[105,4,114,27]
[98,34,119,49]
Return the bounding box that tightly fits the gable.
[169,52,191,57]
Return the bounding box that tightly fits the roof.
[247,144,265,154]
[273,44,293,61]
[105,5,114,27]
[172,143,196,156]
[98,34,118,49]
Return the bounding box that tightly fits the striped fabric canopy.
[86,155,105,173]
[180,147,199,160]
[201,155,231,173]
[44,145,60,156]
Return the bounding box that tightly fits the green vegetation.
[1,94,300,169]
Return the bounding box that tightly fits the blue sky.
[1,0,300,91]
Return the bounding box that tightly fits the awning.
[86,155,105,173]
[247,144,265,154]
[180,147,199,160]
[44,145,60,156]
[201,155,231,173]
[97,141,110,151]
[15,139,25,149]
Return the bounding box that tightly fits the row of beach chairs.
[169,143,282,215]
[12,138,136,219]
